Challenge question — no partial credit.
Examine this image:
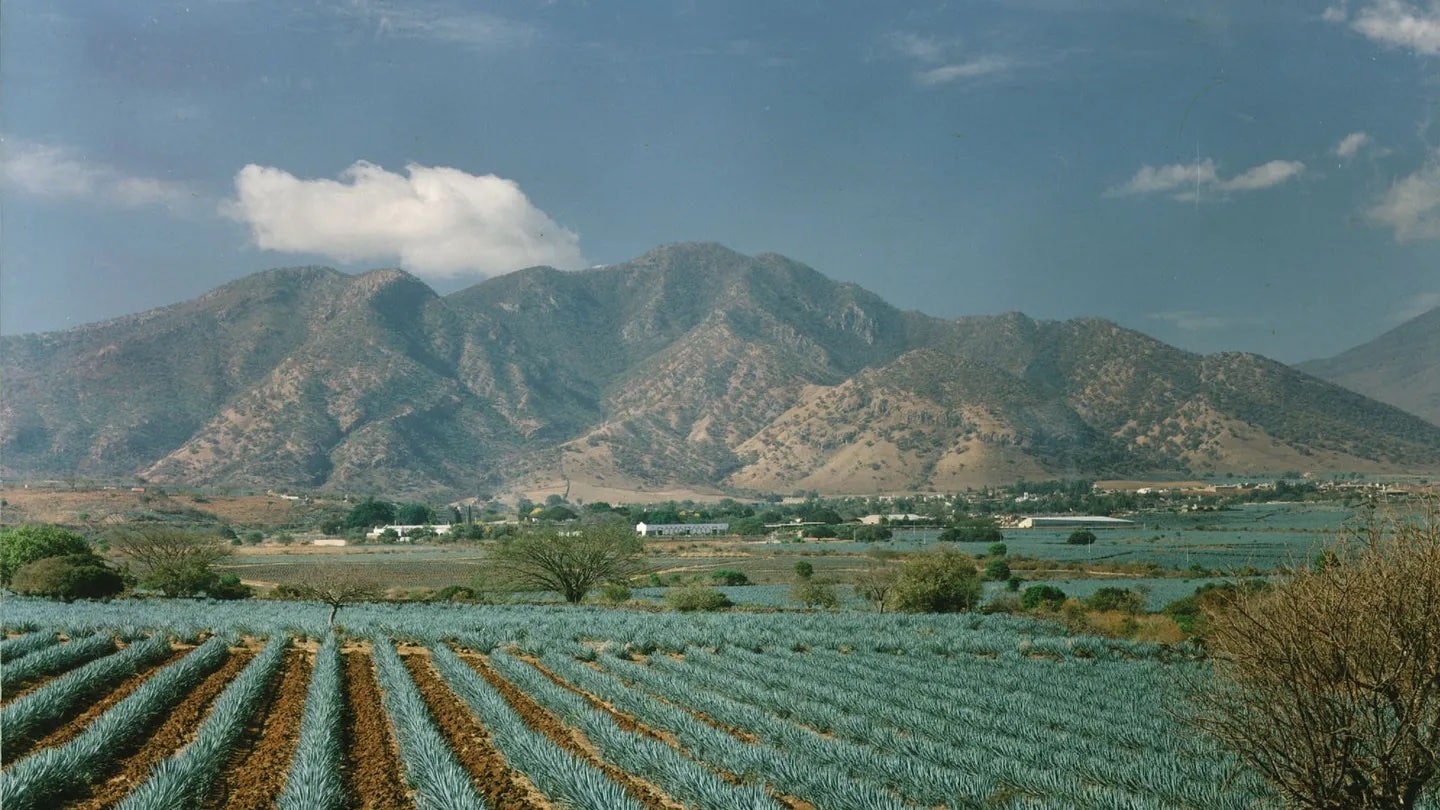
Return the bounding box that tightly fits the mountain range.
[1297,306,1440,428]
[4,243,1438,499]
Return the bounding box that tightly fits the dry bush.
[1186,506,1440,809]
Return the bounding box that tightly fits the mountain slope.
[1297,307,1440,426]
[4,244,1438,497]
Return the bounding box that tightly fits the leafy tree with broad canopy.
[0,524,92,586]
[490,523,645,604]
[11,553,124,601]
[892,547,982,613]
[107,526,232,597]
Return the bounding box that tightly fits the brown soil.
[459,652,679,810]
[341,650,414,810]
[398,652,550,809]
[203,649,312,810]
[68,650,254,810]
[3,649,186,764]
[523,656,812,810]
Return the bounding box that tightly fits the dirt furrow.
[399,652,551,809]
[341,649,414,810]
[204,648,312,810]
[523,655,813,810]
[460,651,679,810]
[66,649,255,810]
[3,649,187,764]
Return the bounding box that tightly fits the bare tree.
[108,526,232,597]
[489,523,645,604]
[1185,507,1440,809]
[289,564,382,626]
[853,564,899,613]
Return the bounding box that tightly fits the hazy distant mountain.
[4,243,1438,497]
[1297,307,1440,427]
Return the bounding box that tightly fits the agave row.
[276,634,345,810]
[429,642,642,810]
[371,637,489,810]
[1,633,174,749]
[1,631,117,691]
[0,630,59,663]
[487,648,778,810]
[540,649,905,810]
[0,636,230,810]
[117,636,289,810]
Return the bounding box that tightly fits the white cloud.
[224,161,585,278]
[1218,160,1306,191]
[1,140,194,211]
[1110,157,1304,200]
[1328,0,1440,55]
[1391,290,1440,322]
[917,57,1015,85]
[1368,154,1440,240]
[336,0,535,50]
[885,32,944,63]
[1334,131,1372,158]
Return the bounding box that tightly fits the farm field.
[0,598,1299,810]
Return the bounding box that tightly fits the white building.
[1015,516,1134,529]
[634,522,730,537]
[366,524,454,540]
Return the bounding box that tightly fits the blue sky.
[3,0,1440,362]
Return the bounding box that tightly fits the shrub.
[983,558,1011,582]
[852,525,893,543]
[597,583,632,605]
[709,569,750,586]
[1021,584,1067,611]
[10,554,124,601]
[208,574,253,600]
[1007,575,1024,592]
[793,561,814,580]
[433,585,478,602]
[0,525,91,586]
[987,542,1008,558]
[981,592,1022,615]
[1085,586,1145,614]
[790,579,840,609]
[892,548,982,613]
[665,583,731,612]
[1066,530,1098,545]
[939,519,1003,543]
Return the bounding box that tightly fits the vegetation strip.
[489,649,771,810]
[117,636,288,810]
[1,634,173,757]
[1,632,117,694]
[522,655,810,810]
[370,638,488,810]
[339,649,414,810]
[0,637,236,810]
[278,636,344,810]
[0,631,59,664]
[13,648,187,761]
[204,647,312,810]
[399,651,551,809]
[429,644,643,810]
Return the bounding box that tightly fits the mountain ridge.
[4,243,1438,498]
[1296,306,1440,427]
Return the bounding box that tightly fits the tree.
[108,527,232,597]
[984,558,1012,582]
[287,564,382,626]
[790,578,840,609]
[852,525,893,543]
[396,502,434,525]
[11,553,124,601]
[490,523,645,604]
[793,560,814,580]
[0,524,92,586]
[1066,529,1098,545]
[344,498,396,530]
[1184,511,1440,810]
[1021,584,1067,610]
[892,548,982,613]
[854,565,899,613]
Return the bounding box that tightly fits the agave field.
[0,596,1328,810]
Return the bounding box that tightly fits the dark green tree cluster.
[1,525,124,601]
[939,518,1004,543]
